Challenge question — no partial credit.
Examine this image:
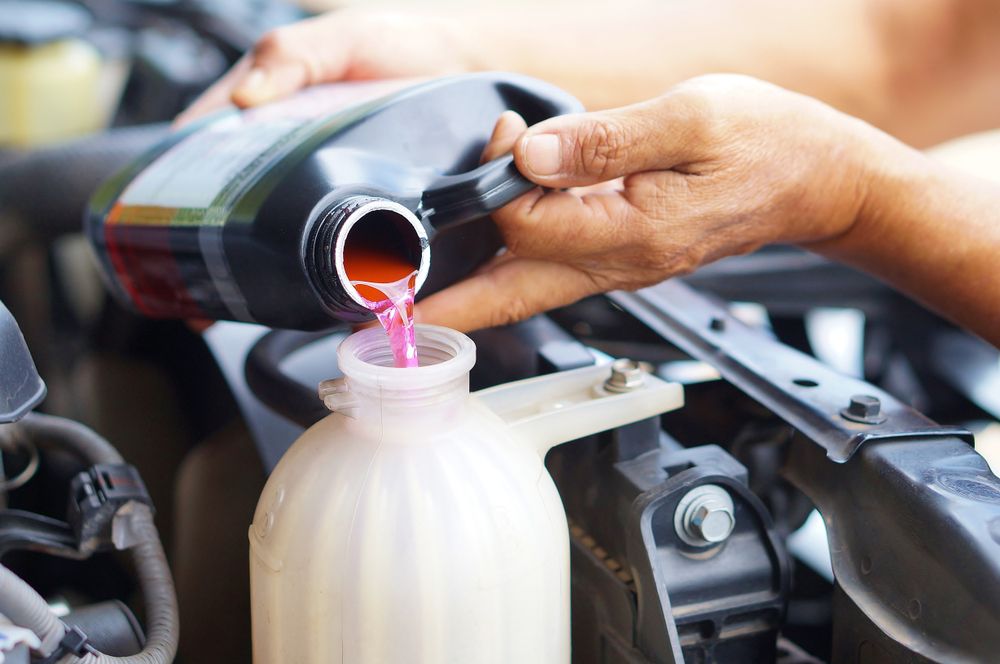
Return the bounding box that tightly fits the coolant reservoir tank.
[0,0,102,147]
[249,324,684,664]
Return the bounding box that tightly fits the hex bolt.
[604,359,645,393]
[849,395,880,418]
[840,394,887,424]
[689,503,734,543]
[674,485,736,547]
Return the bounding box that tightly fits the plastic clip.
[67,464,154,554]
[35,625,93,664]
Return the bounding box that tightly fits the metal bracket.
[610,280,972,462]
[612,279,1000,663]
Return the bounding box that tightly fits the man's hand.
[175,9,471,125]
[416,74,889,332]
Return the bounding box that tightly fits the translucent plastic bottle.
[0,1,102,147]
[249,325,684,664]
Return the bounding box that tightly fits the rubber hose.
[0,124,171,237]
[0,563,65,655]
[4,413,179,664]
[13,413,124,465]
[71,507,177,664]
[244,327,348,428]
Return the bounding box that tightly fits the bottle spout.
[307,196,430,313]
[472,359,684,457]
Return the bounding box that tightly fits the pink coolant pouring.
[351,271,419,368]
[342,245,420,368]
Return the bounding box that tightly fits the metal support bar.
[610,280,971,463]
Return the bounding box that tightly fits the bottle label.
[117,116,303,211]
[101,79,417,321]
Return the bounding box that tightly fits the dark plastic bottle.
[85,73,582,330]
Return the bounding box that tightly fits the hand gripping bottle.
[248,325,684,663]
[85,73,582,329]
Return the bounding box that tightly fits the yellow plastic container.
[0,38,102,147]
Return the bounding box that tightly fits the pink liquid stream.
[352,270,419,368]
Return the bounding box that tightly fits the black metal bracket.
[610,280,1000,662]
[610,281,972,463]
[624,446,789,664]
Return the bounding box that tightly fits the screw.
[840,394,887,424]
[710,317,726,331]
[674,485,736,547]
[604,359,645,393]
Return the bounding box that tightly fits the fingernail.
[523,134,562,176]
[236,68,268,95]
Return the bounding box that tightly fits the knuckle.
[497,221,524,254]
[501,294,532,326]
[491,294,531,328]
[503,236,525,257]
[577,119,631,180]
[482,271,532,327]
[254,24,325,85]
[666,82,725,145]
[254,27,292,57]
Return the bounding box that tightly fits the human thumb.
[513,97,699,189]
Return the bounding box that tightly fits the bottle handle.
[472,362,685,458]
[421,152,537,232]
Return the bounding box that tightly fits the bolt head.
[689,502,735,543]
[848,395,881,418]
[674,485,736,546]
[840,393,887,424]
[605,359,644,393]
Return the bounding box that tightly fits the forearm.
[457,0,880,111]
[453,0,1000,146]
[812,140,1000,346]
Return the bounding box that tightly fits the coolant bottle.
[249,325,684,664]
[85,73,582,330]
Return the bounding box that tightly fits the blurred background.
[1,1,999,663]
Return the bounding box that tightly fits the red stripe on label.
[104,204,204,319]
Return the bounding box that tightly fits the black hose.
[0,124,171,237]
[244,327,349,428]
[3,413,179,664]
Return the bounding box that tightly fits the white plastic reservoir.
[249,325,684,664]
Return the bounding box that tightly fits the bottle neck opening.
[337,324,475,393]
[306,196,430,317]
